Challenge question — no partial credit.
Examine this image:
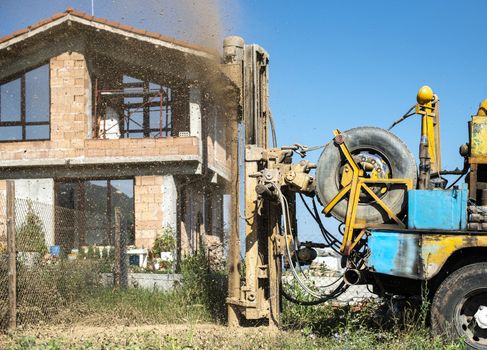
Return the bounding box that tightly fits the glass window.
[26,65,49,122]
[26,125,49,140]
[123,75,142,84]
[149,82,160,90]
[85,180,109,245]
[0,64,50,141]
[150,108,162,128]
[0,126,22,141]
[110,179,135,244]
[55,179,135,250]
[128,110,144,127]
[0,79,21,122]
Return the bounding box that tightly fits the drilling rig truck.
[221,36,487,350]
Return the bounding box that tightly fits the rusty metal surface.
[471,116,487,157]
[368,229,487,280]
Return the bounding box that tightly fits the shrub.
[15,259,102,325]
[16,202,47,253]
[152,227,176,256]
[180,248,227,323]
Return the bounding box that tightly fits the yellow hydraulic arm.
[416,86,441,187]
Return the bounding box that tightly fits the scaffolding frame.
[93,78,172,139]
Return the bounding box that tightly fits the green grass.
[56,288,215,325]
[1,290,466,350]
[1,250,227,328]
[0,252,467,349]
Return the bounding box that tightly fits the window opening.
[0,64,50,141]
[94,75,172,139]
[55,179,135,252]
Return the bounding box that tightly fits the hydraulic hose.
[276,185,348,301]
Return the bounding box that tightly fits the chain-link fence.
[0,184,132,330]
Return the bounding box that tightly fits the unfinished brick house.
[0,9,240,261]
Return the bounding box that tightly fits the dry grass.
[1,323,465,350]
[0,253,466,349]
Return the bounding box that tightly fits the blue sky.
[235,1,487,239]
[1,0,486,242]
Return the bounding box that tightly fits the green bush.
[15,259,102,325]
[152,227,176,256]
[16,202,47,254]
[180,249,227,323]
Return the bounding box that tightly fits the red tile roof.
[0,7,218,56]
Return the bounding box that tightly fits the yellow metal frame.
[323,130,413,256]
[416,99,441,174]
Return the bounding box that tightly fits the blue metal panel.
[368,230,421,279]
[407,189,468,230]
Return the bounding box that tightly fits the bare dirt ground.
[0,321,462,350]
[0,323,288,349]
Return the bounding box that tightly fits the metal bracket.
[323,129,413,256]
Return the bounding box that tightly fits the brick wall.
[84,137,198,158]
[0,51,200,164]
[134,176,164,248]
[50,52,89,146]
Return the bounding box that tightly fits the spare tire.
[315,126,417,224]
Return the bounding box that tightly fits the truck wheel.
[431,263,487,349]
[315,127,417,224]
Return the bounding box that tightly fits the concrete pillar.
[189,86,202,153]
[162,175,177,230]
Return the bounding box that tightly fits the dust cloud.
[104,0,238,49]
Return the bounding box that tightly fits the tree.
[17,201,47,253]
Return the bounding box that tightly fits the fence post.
[113,207,127,289]
[114,207,121,288]
[119,208,128,289]
[6,181,16,330]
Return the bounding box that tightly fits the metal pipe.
[343,269,363,285]
[166,88,169,136]
[93,78,98,138]
[159,90,163,137]
[418,134,431,189]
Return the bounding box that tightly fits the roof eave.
[0,13,219,60]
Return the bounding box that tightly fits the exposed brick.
[134,176,143,186]
[134,176,163,248]
[0,47,231,254]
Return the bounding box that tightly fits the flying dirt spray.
[100,0,235,49]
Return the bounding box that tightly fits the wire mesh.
[7,197,123,328]
[0,189,190,330]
